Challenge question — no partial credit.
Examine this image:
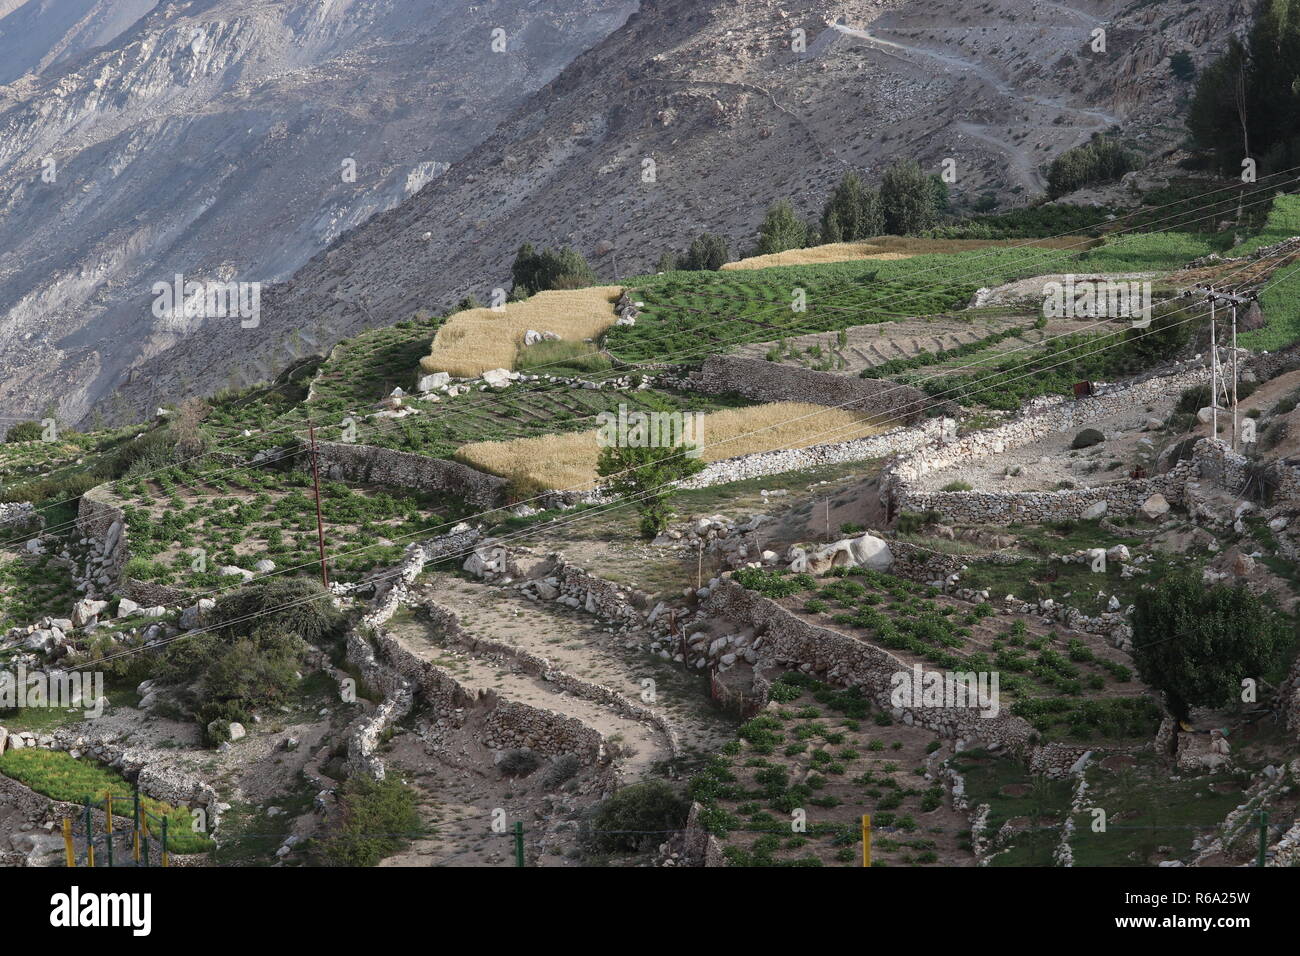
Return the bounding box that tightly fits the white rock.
[70,599,108,628]
[1080,501,1107,520]
[1140,493,1170,521]
[417,371,450,392]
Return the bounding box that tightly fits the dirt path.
[386,612,670,778]
[425,574,736,759]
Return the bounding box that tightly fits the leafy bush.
[1071,428,1105,449]
[1046,136,1141,198]
[541,754,583,789]
[1131,567,1289,720]
[510,243,596,295]
[3,421,43,442]
[586,781,688,853]
[498,749,542,777]
[210,578,344,646]
[320,775,421,866]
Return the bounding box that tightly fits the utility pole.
[309,423,329,588]
[1209,293,1218,439]
[1232,304,1239,451]
[1199,286,1258,451]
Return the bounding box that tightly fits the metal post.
[161,817,169,868]
[513,821,525,867]
[309,423,329,588]
[62,818,75,867]
[133,789,141,863]
[1259,810,1269,867]
[83,798,94,867]
[105,791,114,867]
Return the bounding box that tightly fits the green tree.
[1130,568,1289,721]
[680,232,730,270]
[596,440,705,538]
[820,172,884,242]
[755,200,808,255]
[510,244,597,295]
[878,161,940,235]
[586,780,689,853]
[1188,0,1300,176]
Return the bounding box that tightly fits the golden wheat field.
[721,236,1088,271]
[420,286,623,378]
[455,402,894,491]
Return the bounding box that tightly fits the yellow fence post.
[862,814,872,868]
[62,818,75,867]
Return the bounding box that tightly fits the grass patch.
[0,748,214,854]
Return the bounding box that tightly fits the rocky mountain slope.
[104,0,1251,425]
[0,0,639,427]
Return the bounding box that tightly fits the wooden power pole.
[309,423,329,588]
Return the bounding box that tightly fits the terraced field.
[111,467,467,589]
[733,566,1162,744]
[687,674,973,867]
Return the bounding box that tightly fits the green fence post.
[83,798,94,867]
[1258,810,1269,867]
[513,821,524,867]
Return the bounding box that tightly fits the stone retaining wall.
[306,439,507,508]
[690,355,930,423]
[703,578,1036,752]
[899,466,1194,524]
[419,597,680,758]
[342,540,617,776]
[881,366,1213,522]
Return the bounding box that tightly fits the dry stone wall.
[306,439,507,508]
[690,355,930,423]
[704,578,1036,752]
[342,539,618,776]
[882,366,1212,522]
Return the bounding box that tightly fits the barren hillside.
[0,0,639,426]
[105,0,1249,424]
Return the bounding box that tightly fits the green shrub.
[1046,136,1141,198]
[1071,428,1105,449]
[586,781,688,853]
[320,774,421,866]
[3,421,43,442]
[498,749,542,777]
[541,754,583,789]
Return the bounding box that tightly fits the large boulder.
[1140,493,1170,521]
[416,371,450,392]
[482,368,512,388]
[71,598,108,628]
[806,534,894,574]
